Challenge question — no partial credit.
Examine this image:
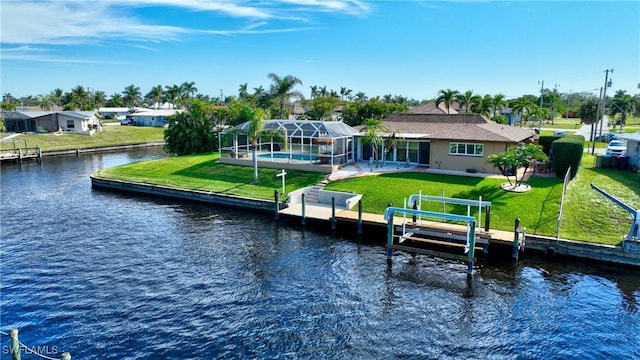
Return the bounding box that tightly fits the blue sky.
[1,0,639,101]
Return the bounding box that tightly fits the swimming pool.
[258,153,319,161]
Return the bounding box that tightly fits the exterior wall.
[430,140,508,174]
[132,115,170,127]
[58,114,88,131]
[626,139,639,169]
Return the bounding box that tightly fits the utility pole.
[552,83,559,124]
[538,80,544,129]
[597,69,613,137]
[592,87,603,155]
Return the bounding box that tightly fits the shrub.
[538,135,563,154]
[551,134,584,179]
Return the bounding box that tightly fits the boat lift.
[590,184,639,242]
[384,207,477,276]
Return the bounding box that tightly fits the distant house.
[129,109,183,127]
[355,114,536,174]
[98,107,134,120]
[409,101,459,115]
[0,110,99,132]
[500,108,522,126]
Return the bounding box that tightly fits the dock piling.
[301,193,306,226]
[357,199,363,234]
[512,218,521,260]
[10,328,20,360]
[331,197,336,230]
[274,189,280,221]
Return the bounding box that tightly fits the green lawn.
[0,126,165,151]
[325,172,563,237]
[94,153,327,200]
[560,155,640,245]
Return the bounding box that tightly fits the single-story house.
[129,109,183,127]
[500,108,522,126]
[355,114,536,174]
[616,132,640,170]
[1,110,99,132]
[98,107,133,120]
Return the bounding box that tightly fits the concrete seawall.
[91,176,278,213]
[44,142,165,157]
[522,234,640,268]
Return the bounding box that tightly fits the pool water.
[258,152,319,161]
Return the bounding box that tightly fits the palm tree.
[611,92,633,129]
[360,118,386,168]
[512,97,533,127]
[93,91,106,109]
[310,85,319,100]
[122,84,142,108]
[146,85,164,109]
[354,91,367,103]
[180,81,198,108]
[238,83,249,99]
[268,73,303,119]
[455,90,475,114]
[37,94,54,110]
[470,94,492,117]
[50,88,64,109]
[71,85,88,110]
[164,85,181,109]
[435,89,460,114]
[491,93,507,119]
[107,93,123,107]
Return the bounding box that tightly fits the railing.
[1,328,71,360]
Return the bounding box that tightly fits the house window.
[449,142,483,156]
[66,120,75,129]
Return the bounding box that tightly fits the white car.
[605,140,627,157]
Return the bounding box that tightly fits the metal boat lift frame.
[384,207,477,276]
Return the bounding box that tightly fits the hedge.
[538,135,563,154]
[551,134,585,179]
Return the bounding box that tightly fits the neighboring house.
[0,110,99,132]
[409,101,459,115]
[129,109,182,127]
[355,114,536,174]
[616,132,640,170]
[99,107,135,120]
[500,108,521,126]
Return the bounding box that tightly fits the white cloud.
[1,1,188,45]
[0,0,370,45]
[1,46,129,64]
[278,0,372,15]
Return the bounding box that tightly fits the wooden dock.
[336,209,516,246]
[0,146,42,163]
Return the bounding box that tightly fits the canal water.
[1,149,639,359]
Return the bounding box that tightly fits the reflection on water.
[1,149,638,359]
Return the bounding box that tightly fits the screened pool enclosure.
[220,120,359,167]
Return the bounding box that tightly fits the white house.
[129,109,182,127]
[1,110,99,132]
[616,132,640,170]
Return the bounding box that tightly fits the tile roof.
[364,114,535,143]
[409,101,459,115]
